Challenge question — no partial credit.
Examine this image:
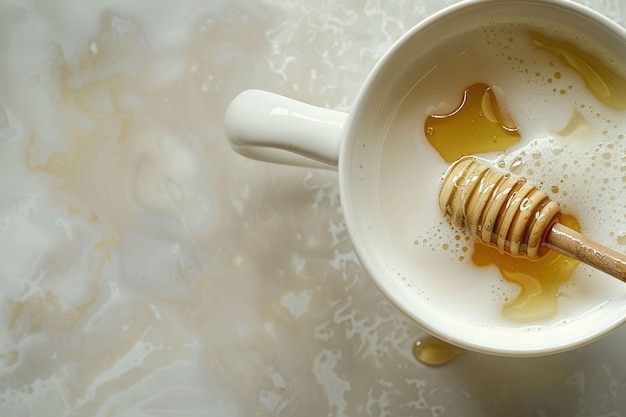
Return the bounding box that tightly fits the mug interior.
[340,0,626,355]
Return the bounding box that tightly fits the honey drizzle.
[530,32,626,110]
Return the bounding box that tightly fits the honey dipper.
[439,156,626,282]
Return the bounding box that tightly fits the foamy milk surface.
[376,21,626,329]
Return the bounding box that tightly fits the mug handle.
[224,90,348,170]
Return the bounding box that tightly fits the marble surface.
[0,0,625,416]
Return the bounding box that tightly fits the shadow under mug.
[224,0,626,356]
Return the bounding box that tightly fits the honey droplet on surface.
[412,336,464,366]
[424,83,521,162]
[471,214,581,322]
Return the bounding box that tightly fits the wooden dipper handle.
[546,223,626,282]
[439,156,626,282]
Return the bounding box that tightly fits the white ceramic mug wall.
[224,0,626,356]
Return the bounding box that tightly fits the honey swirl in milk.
[427,82,583,322]
[425,32,626,322]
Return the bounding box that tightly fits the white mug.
[224,0,626,356]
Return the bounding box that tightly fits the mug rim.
[338,0,626,356]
